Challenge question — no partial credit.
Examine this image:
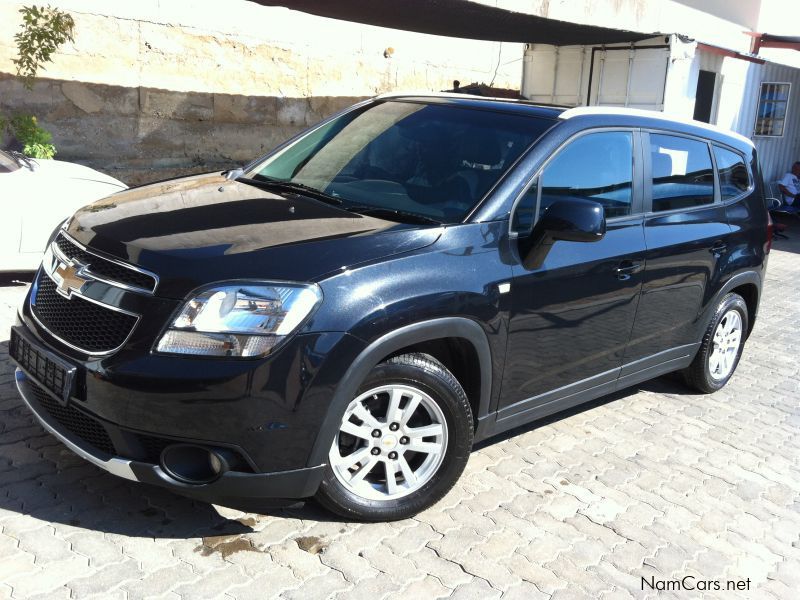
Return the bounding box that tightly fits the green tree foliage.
[3,114,56,159]
[1,5,74,158]
[13,5,75,88]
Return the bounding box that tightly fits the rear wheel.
[316,353,473,521]
[682,293,748,393]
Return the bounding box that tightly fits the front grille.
[27,379,116,455]
[25,378,256,470]
[135,434,172,463]
[10,329,73,401]
[32,273,138,354]
[54,233,157,293]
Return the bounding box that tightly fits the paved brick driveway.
[1,238,798,600]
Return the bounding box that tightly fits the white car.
[0,151,127,271]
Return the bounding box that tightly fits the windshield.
[245,100,553,223]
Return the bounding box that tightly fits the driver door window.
[539,131,634,219]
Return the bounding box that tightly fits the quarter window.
[539,131,634,219]
[650,134,714,212]
[754,82,790,137]
[713,146,750,200]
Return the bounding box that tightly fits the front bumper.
[16,277,367,474]
[15,368,325,509]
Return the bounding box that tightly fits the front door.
[499,130,646,416]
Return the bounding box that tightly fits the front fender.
[305,317,492,467]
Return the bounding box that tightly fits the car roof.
[375,93,752,152]
[559,106,754,149]
[375,92,566,120]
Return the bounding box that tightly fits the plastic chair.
[768,182,800,218]
[766,197,789,239]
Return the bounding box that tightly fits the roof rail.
[559,106,752,145]
[373,91,570,109]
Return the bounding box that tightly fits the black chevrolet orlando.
[10,94,770,521]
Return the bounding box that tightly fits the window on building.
[713,146,750,200]
[754,83,791,137]
[539,131,634,219]
[650,134,714,212]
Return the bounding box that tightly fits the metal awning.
[249,0,660,45]
[748,33,800,53]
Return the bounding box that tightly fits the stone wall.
[0,72,364,184]
[0,0,524,185]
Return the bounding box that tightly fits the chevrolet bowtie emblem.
[53,260,92,298]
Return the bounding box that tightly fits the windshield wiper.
[236,175,440,224]
[238,175,343,205]
[344,205,442,225]
[8,151,34,170]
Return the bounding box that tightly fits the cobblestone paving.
[0,238,798,600]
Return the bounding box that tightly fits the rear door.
[499,129,646,416]
[623,131,732,368]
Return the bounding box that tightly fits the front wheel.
[682,292,749,393]
[316,353,473,521]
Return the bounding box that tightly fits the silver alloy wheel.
[708,309,743,381]
[329,384,448,501]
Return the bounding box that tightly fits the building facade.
[1,0,798,184]
[522,36,800,183]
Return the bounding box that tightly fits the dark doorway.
[693,70,717,123]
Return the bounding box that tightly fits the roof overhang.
[697,42,765,65]
[249,0,660,45]
[747,33,800,54]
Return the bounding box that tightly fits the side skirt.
[474,343,699,443]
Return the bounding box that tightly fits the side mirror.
[521,198,606,269]
[537,198,606,243]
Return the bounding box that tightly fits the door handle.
[614,260,643,280]
[710,241,727,255]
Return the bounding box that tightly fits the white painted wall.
[0,0,526,95]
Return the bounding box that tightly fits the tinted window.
[539,131,633,219]
[650,134,714,212]
[713,145,749,200]
[512,180,537,232]
[251,101,552,224]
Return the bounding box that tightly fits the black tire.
[682,293,749,393]
[316,353,473,521]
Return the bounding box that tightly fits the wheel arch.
[306,317,492,467]
[712,271,761,338]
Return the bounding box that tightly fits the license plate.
[9,327,76,405]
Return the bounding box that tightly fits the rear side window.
[713,145,750,200]
[650,134,714,212]
[539,131,634,219]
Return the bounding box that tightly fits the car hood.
[64,172,442,299]
[28,157,127,189]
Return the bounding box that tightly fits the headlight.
[156,282,322,358]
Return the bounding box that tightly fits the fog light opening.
[160,444,228,484]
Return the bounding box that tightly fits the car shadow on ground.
[0,335,696,537]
